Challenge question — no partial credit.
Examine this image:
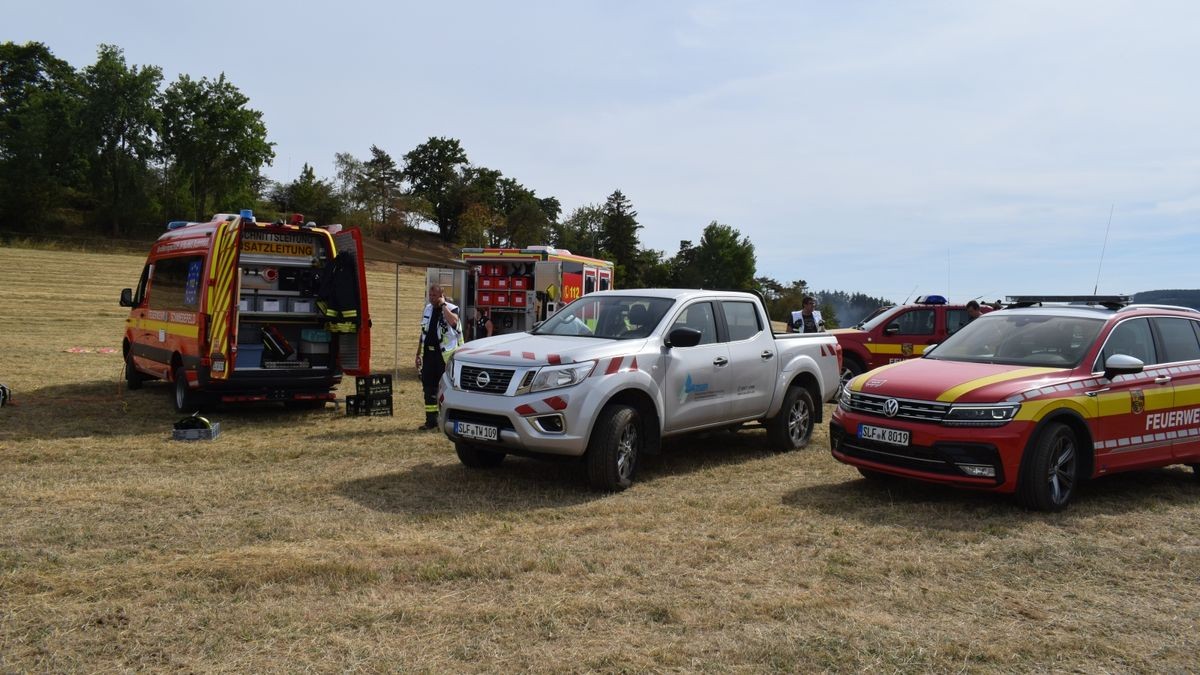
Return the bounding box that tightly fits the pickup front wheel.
[455,441,506,468]
[586,404,641,491]
[767,386,815,451]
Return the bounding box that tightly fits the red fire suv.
[832,295,991,387]
[830,296,1200,510]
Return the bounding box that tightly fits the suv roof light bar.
[1004,295,1132,310]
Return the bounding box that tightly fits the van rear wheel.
[173,366,203,413]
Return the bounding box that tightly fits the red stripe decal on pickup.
[522,352,536,360]
[547,354,562,365]
[605,356,623,375]
[629,357,638,372]
[515,404,536,415]
[491,350,511,357]
[544,396,568,411]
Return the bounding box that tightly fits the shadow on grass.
[783,465,1200,531]
[338,428,780,515]
[2,378,355,441]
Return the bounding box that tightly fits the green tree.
[403,136,468,241]
[504,197,550,248]
[552,204,604,255]
[160,73,274,220]
[268,163,343,225]
[694,221,756,289]
[0,41,86,231]
[79,44,162,236]
[359,145,404,230]
[600,190,642,285]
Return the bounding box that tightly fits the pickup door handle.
[761,350,775,360]
[713,357,729,367]
[1155,375,1172,385]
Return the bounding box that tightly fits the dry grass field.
[1,244,1198,673]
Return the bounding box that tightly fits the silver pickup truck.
[438,289,842,490]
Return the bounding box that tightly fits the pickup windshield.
[926,314,1105,367]
[533,296,676,339]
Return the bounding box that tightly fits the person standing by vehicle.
[415,284,460,431]
[789,296,825,333]
[966,300,983,322]
[474,308,494,340]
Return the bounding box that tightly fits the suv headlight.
[943,403,1020,426]
[529,361,596,393]
[838,385,853,410]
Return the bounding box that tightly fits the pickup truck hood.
[848,358,1074,404]
[453,333,647,367]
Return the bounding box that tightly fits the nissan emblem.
[475,370,491,389]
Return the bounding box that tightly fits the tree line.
[0,41,892,325]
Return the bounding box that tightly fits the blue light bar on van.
[239,208,255,222]
[916,295,947,304]
[166,220,190,230]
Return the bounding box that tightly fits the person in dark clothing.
[475,308,494,340]
[415,284,460,431]
[966,300,983,323]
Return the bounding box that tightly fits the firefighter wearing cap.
[415,284,460,431]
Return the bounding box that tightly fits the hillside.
[1134,289,1200,310]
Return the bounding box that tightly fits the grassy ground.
[1,245,1198,672]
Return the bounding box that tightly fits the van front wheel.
[124,354,145,390]
[173,367,203,413]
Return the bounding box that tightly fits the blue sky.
[10,0,1199,302]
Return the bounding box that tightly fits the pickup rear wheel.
[767,386,815,451]
[586,404,641,491]
[455,441,506,468]
[1017,422,1079,511]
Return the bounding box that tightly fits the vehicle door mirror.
[119,288,134,307]
[666,327,702,348]
[884,322,900,336]
[1103,353,1144,380]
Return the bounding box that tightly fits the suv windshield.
[927,314,1105,367]
[532,296,676,340]
[858,306,897,331]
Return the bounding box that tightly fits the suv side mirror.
[666,327,702,348]
[1103,353,1144,380]
[884,322,900,336]
[119,288,134,307]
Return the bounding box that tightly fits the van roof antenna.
[1093,204,1114,295]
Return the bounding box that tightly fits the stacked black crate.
[347,373,393,416]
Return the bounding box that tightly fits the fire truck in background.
[427,246,615,339]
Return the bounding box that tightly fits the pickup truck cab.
[438,289,842,490]
[833,295,990,387]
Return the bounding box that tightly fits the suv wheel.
[1017,422,1079,511]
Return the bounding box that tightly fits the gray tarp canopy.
[356,236,470,375]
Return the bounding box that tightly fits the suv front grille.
[459,365,515,394]
[845,391,950,422]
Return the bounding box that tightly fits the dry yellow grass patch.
[1,244,1198,672]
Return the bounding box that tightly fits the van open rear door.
[333,228,371,375]
[205,216,243,379]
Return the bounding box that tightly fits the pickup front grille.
[845,391,950,423]
[459,365,515,394]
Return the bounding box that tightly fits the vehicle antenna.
[1093,204,1114,294]
[902,284,918,304]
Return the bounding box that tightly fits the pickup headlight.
[529,361,596,393]
[943,403,1020,426]
[446,353,457,386]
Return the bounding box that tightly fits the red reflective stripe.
[605,356,623,375]
[547,354,562,365]
[522,352,536,360]
[629,357,638,372]
[515,404,536,415]
[544,396,568,411]
[491,350,511,357]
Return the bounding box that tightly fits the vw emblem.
[475,370,491,389]
[883,398,900,418]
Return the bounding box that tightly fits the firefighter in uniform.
[415,284,460,431]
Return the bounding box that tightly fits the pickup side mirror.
[1103,353,1144,380]
[119,288,134,307]
[883,322,900,336]
[666,327,702,348]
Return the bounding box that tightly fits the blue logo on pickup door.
[679,374,710,403]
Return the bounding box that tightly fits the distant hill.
[1133,289,1200,310]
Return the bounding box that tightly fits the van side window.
[148,255,204,310]
[721,301,761,341]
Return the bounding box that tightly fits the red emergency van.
[119,210,370,411]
